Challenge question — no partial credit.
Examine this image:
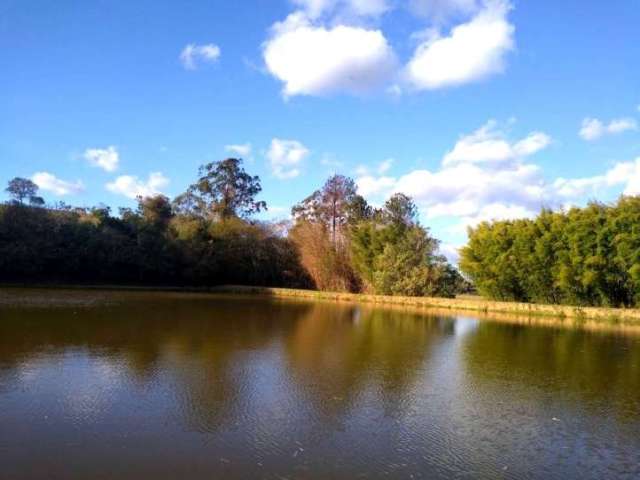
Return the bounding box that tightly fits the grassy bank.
[210,285,640,327]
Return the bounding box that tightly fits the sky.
[2,0,640,261]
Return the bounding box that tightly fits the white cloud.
[350,118,640,241]
[622,160,640,195]
[579,118,604,141]
[106,172,169,199]
[264,0,517,97]
[452,202,536,233]
[355,120,553,231]
[394,161,545,219]
[31,172,84,196]
[356,120,640,236]
[263,12,397,97]
[180,43,221,70]
[443,120,551,166]
[225,143,252,157]
[292,0,332,18]
[409,0,478,22]
[354,158,395,178]
[356,174,396,196]
[513,132,552,156]
[609,118,638,134]
[267,138,310,179]
[579,117,638,141]
[347,0,389,16]
[553,158,640,198]
[405,0,514,90]
[291,0,390,19]
[84,146,119,172]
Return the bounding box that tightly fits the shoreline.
[2,283,640,329]
[211,286,640,328]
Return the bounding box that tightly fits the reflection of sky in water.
[352,307,361,325]
[62,355,125,422]
[0,292,639,480]
[453,317,479,337]
[16,352,127,424]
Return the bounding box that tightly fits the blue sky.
[2,0,640,260]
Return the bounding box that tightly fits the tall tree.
[322,175,357,244]
[137,195,173,228]
[292,174,359,244]
[6,177,39,204]
[188,158,266,220]
[383,193,418,228]
[172,190,206,217]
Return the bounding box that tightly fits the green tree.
[460,197,640,307]
[137,195,173,229]
[350,193,462,297]
[6,177,39,204]
[383,192,417,228]
[172,190,206,217]
[0,164,311,289]
[29,196,45,207]
[187,158,266,220]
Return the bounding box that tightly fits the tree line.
[460,197,640,307]
[1,159,465,297]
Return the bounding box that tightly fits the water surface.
[1,289,639,479]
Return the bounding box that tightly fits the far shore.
[3,283,640,332]
[213,285,640,331]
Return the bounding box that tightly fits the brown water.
[1,289,639,479]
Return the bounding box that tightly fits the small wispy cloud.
[267,138,310,179]
[84,146,119,172]
[377,158,394,174]
[180,43,221,70]
[579,117,638,141]
[225,143,252,158]
[320,154,343,171]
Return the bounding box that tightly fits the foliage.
[5,177,42,205]
[186,158,267,220]
[0,166,309,288]
[350,193,464,297]
[291,183,463,297]
[460,198,640,307]
[1,168,463,298]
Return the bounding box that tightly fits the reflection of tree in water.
[285,302,453,420]
[462,323,640,419]
[0,293,312,431]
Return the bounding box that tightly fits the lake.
[1,289,639,479]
